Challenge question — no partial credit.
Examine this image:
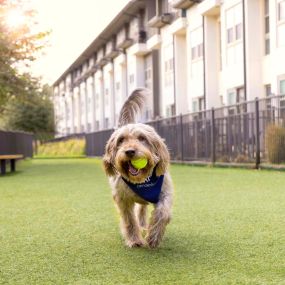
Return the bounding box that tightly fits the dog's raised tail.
[118,88,150,127]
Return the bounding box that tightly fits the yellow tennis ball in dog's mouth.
[130,158,148,169]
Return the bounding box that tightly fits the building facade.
[53,0,285,136]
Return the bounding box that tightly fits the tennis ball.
[131,158,148,169]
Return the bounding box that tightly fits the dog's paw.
[146,235,160,249]
[125,239,145,248]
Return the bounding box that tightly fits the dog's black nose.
[125,149,136,158]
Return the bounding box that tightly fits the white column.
[109,65,115,128]
[245,0,263,100]
[75,86,81,133]
[80,81,88,133]
[204,15,220,109]
[114,53,127,124]
[64,97,68,135]
[89,75,96,132]
[174,33,188,114]
[99,69,105,129]
[70,92,75,134]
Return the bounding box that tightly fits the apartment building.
[53,0,285,136]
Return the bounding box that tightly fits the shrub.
[234,154,253,163]
[265,124,285,164]
[217,155,231,163]
[37,139,86,157]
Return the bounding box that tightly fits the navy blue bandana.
[122,170,164,204]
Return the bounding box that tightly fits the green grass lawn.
[0,159,285,285]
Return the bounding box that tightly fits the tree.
[0,0,49,113]
[3,78,55,136]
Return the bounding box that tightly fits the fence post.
[255,98,261,169]
[180,114,184,161]
[211,108,216,164]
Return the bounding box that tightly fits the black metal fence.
[86,129,114,156]
[44,133,86,143]
[85,94,285,167]
[0,130,34,158]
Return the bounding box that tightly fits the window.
[226,4,242,44]
[87,97,91,113]
[81,99,85,114]
[277,0,285,46]
[105,88,109,106]
[265,0,270,54]
[115,81,120,104]
[190,27,203,78]
[87,123,91,133]
[265,84,272,96]
[163,43,174,87]
[226,4,243,65]
[279,79,285,94]
[166,104,175,117]
[227,86,245,105]
[278,0,285,21]
[105,118,109,129]
[164,58,174,86]
[192,101,198,112]
[144,54,152,90]
[95,93,99,109]
[66,103,70,120]
[74,101,77,117]
[192,97,204,112]
[129,74,135,84]
[191,27,203,60]
[228,91,236,105]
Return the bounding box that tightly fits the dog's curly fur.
[103,88,173,248]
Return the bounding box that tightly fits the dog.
[103,88,173,248]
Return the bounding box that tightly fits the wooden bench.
[0,155,24,175]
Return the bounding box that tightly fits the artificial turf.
[0,158,284,285]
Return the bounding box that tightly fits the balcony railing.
[117,26,133,49]
[169,0,202,9]
[105,38,119,59]
[148,13,173,28]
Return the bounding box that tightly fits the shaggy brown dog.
[103,88,173,248]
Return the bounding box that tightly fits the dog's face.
[103,123,170,183]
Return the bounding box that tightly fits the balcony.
[105,38,119,59]
[114,53,126,65]
[97,47,108,67]
[198,0,221,16]
[169,0,202,9]
[129,43,149,56]
[146,34,162,50]
[169,17,188,35]
[117,26,133,49]
[148,13,173,28]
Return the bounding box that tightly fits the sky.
[28,0,130,85]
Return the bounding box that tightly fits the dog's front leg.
[146,194,172,248]
[115,197,144,248]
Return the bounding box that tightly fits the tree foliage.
[0,0,49,112]
[3,77,54,134]
[0,0,54,136]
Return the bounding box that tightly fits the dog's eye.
[137,135,146,142]
[117,137,124,145]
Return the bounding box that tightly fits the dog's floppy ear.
[103,135,117,176]
[154,136,170,176]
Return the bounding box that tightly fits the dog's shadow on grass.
[0,170,24,178]
[124,231,233,267]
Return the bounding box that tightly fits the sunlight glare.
[5,9,26,29]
